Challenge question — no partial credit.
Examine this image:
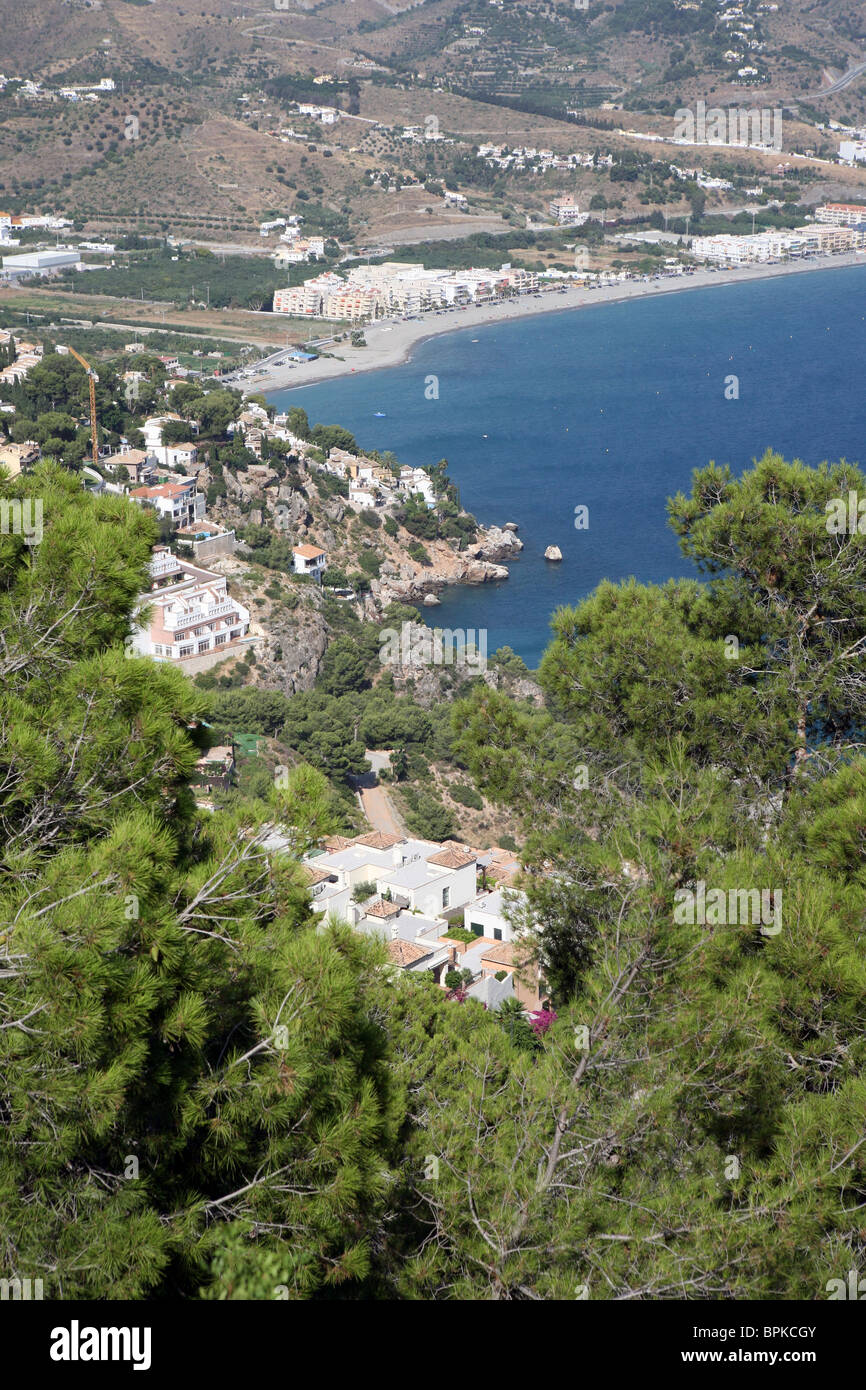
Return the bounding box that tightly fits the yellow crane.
[65,346,100,470]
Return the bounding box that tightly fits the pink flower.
[529,1008,557,1036]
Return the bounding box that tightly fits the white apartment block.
[691,224,861,264]
[131,548,250,662]
[272,262,539,321]
[549,194,589,225]
[816,202,866,227]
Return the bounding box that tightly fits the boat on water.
[373,412,386,417]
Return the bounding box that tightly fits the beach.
[249,251,866,395]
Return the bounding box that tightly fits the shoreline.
[255,251,866,396]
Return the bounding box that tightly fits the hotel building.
[130,548,251,663]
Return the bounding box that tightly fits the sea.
[268,264,866,669]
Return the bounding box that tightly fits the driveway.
[355,749,407,836]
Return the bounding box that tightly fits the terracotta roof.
[386,938,432,966]
[365,897,401,919]
[305,865,333,886]
[480,942,515,966]
[293,544,326,559]
[487,861,521,886]
[131,482,193,499]
[322,835,353,851]
[354,831,402,850]
[427,846,476,870]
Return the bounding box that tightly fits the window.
[179,644,193,658]
[493,927,503,942]
[471,923,484,937]
[153,644,162,656]
[198,640,209,653]
[441,886,450,909]
[215,633,226,646]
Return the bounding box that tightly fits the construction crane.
[65,346,100,470]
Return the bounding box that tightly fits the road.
[355,750,407,837]
[808,60,866,99]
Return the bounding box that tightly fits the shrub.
[444,926,477,945]
[352,880,377,903]
[407,541,432,566]
[451,783,483,810]
[358,550,381,578]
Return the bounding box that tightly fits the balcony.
[163,598,236,630]
[151,552,181,578]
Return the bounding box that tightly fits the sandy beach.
[248,251,866,395]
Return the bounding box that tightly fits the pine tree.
[0,465,401,1299]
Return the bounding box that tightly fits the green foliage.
[443,926,477,945]
[0,468,400,1299]
[318,636,370,697]
[357,549,381,578]
[450,783,483,810]
[406,541,432,566]
[399,786,456,841]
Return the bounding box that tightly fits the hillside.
[1,0,863,254]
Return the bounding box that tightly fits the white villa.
[272,830,546,1010]
[130,547,251,663]
[129,478,205,530]
[292,544,327,578]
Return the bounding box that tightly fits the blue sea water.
[268,265,866,668]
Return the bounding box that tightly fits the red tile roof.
[480,942,514,967]
[386,939,431,966]
[365,897,401,919]
[427,846,476,869]
[354,831,402,850]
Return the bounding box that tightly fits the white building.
[1,249,80,274]
[816,202,866,227]
[398,466,436,507]
[839,141,866,164]
[298,833,478,924]
[141,414,199,468]
[129,478,205,529]
[296,103,338,124]
[130,548,251,663]
[292,544,327,578]
[463,888,519,943]
[288,832,542,1005]
[549,194,589,225]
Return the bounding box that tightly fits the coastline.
[255,251,866,396]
